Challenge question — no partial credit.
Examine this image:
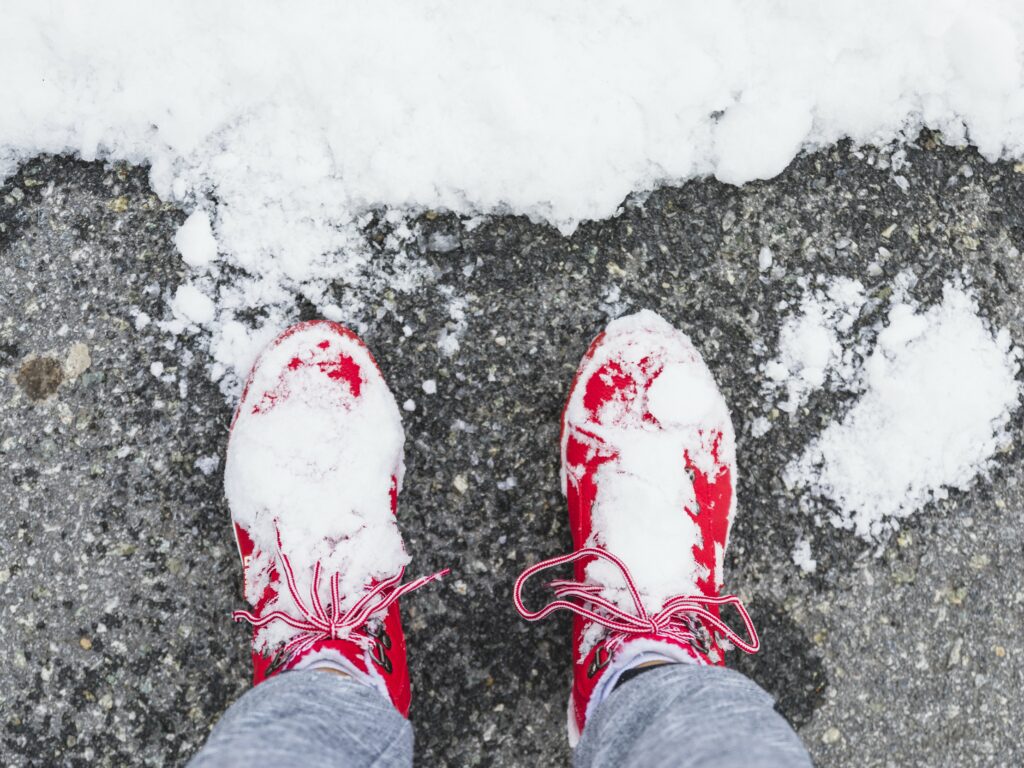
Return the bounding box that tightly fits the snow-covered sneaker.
[513,310,759,745]
[226,320,447,716]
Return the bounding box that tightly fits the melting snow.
[781,281,1020,540]
[5,2,1024,393]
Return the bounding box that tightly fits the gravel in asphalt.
[2,139,1023,766]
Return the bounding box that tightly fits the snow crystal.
[787,284,1020,540]
[791,536,817,574]
[194,455,219,476]
[422,379,437,395]
[750,416,772,438]
[7,3,1024,392]
[599,284,630,319]
[437,290,468,358]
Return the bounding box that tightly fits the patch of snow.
[174,210,218,268]
[437,289,468,357]
[168,284,216,327]
[421,379,437,395]
[764,277,866,413]
[786,284,1020,539]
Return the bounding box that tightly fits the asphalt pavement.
[2,139,1023,766]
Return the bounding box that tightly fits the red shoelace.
[513,546,759,656]
[233,529,449,661]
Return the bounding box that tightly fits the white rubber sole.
[566,691,581,748]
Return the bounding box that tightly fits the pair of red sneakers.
[226,312,758,742]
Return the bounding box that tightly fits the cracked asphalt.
[2,137,1023,767]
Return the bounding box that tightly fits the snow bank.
[783,282,1020,540]
[6,2,1024,390]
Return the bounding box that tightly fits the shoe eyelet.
[265,646,290,677]
[366,623,392,650]
[370,639,392,674]
[587,646,611,679]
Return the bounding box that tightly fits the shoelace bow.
[513,546,759,656]
[233,531,449,662]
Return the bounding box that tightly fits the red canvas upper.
[227,320,445,716]
[514,311,759,744]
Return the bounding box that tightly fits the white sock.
[592,642,699,708]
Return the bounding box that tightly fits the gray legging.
[189,665,812,767]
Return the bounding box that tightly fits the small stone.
[948,638,963,668]
[822,727,841,744]
[80,636,93,651]
[63,343,91,381]
[453,474,469,494]
[995,645,1006,658]
[970,554,990,570]
[881,223,897,239]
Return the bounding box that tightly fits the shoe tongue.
[586,433,705,611]
[589,637,705,710]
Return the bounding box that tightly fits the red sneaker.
[225,320,447,716]
[514,310,759,744]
